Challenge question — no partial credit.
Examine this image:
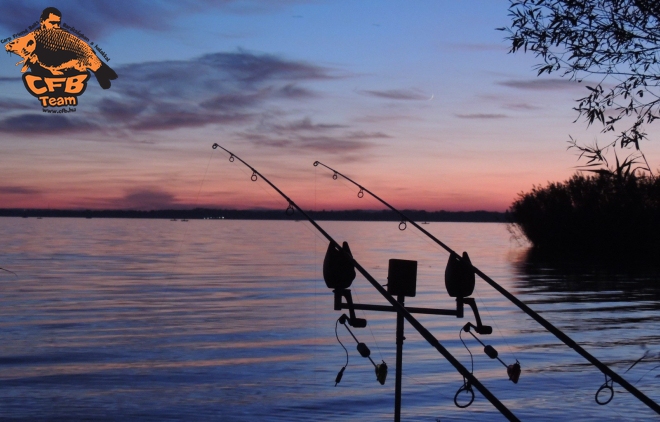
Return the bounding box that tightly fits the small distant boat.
[171,219,177,221]
[421,222,430,225]
[181,219,189,222]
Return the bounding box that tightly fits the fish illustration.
[5,28,117,89]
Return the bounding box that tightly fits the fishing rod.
[212,143,520,422]
[313,160,660,415]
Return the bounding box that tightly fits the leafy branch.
[499,0,660,175]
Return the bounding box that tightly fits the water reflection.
[1,219,659,421]
[513,247,660,304]
[510,247,660,408]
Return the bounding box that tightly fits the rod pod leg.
[394,294,405,422]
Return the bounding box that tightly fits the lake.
[0,218,659,421]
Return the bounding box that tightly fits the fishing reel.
[334,314,388,387]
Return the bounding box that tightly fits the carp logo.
[4,7,117,110]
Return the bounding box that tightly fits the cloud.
[503,102,542,111]
[271,117,347,133]
[497,79,581,91]
[239,131,379,154]
[200,90,273,111]
[297,136,374,153]
[0,99,34,112]
[114,188,179,210]
[0,185,41,195]
[237,116,388,154]
[358,89,429,101]
[196,51,333,84]
[477,94,542,112]
[130,110,254,132]
[455,113,508,119]
[354,114,422,123]
[113,51,331,100]
[0,114,97,133]
[344,131,390,139]
[0,1,309,38]
[277,84,317,99]
[0,50,334,134]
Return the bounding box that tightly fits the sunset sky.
[2,0,660,212]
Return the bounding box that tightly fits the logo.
[3,7,117,111]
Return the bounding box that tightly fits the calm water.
[0,218,659,421]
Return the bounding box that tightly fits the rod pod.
[312,160,660,415]
[212,144,520,421]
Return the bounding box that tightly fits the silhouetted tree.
[509,172,660,258]
[500,0,660,175]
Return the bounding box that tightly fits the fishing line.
[349,285,385,362]
[216,149,285,210]
[632,363,660,386]
[296,219,389,364]
[324,170,394,225]
[279,201,385,364]
[473,289,518,362]
[456,326,477,407]
[326,170,386,212]
[284,214,328,395]
[626,350,651,374]
[340,271,433,390]
[459,328,475,375]
[335,317,349,386]
[196,150,215,205]
[616,350,660,391]
[333,314,388,387]
[168,148,216,279]
[296,212,394,388]
[299,219,332,246]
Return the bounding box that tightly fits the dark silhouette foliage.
[509,172,660,258]
[499,0,660,173]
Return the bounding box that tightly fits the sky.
[2,0,660,212]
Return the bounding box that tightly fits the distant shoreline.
[0,208,507,222]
